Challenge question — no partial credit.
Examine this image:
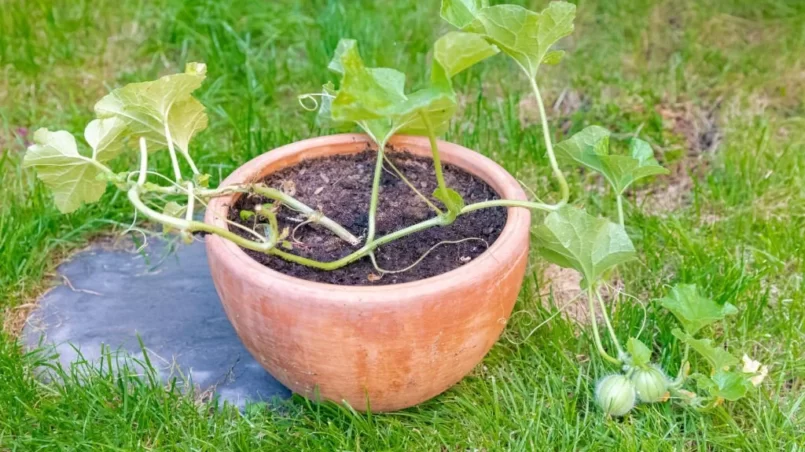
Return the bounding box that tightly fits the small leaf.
[239,210,256,221]
[672,329,739,372]
[193,173,211,188]
[535,205,635,285]
[23,129,109,213]
[695,371,751,401]
[433,187,465,220]
[542,50,565,65]
[440,0,488,28]
[627,337,652,368]
[555,126,670,195]
[464,2,575,78]
[94,62,208,158]
[660,284,738,335]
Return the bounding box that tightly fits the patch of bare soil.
[536,264,626,327]
[634,99,723,217]
[656,99,723,156]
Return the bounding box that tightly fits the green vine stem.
[127,186,276,253]
[163,123,184,182]
[587,285,622,365]
[365,139,388,243]
[616,195,625,228]
[529,77,569,206]
[420,112,450,203]
[594,288,626,358]
[672,344,691,387]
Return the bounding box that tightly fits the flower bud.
[596,374,636,416]
[630,366,669,403]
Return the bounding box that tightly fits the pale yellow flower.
[741,354,769,386]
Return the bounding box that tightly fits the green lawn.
[2,0,804,449]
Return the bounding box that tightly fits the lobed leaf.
[23,129,109,214]
[672,329,739,372]
[555,127,669,195]
[440,0,488,29]
[660,284,738,335]
[94,62,208,157]
[535,205,635,285]
[463,2,575,78]
[695,371,752,401]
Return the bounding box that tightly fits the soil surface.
[228,148,506,285]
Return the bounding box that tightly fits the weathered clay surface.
[206,134,531,412]
[23,239,290,407]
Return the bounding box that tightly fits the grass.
[1,0,804,449]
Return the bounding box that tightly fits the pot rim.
[205,133,529,297]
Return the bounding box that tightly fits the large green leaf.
[23,129,109,214]
[535,205,636,284]
[695,371,751,401]
[555,126,669,195]
[660,284,738,335]
[440,0,488,28]
[94,62,208,158]
[672,329,739,372]
[464,2,575,78]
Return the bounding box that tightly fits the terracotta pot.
[205,133,530,411]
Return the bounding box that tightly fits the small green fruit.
[596,374,636,416]
[631,366,668,403]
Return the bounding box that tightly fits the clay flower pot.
[205,133,530,411]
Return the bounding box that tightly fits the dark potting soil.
[228,148,506,285]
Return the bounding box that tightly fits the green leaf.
[433,187,465,220]
[83,117,127,162]
[440,0,488,28]
[329,40,407,124]
[193,173,211,188]
[314,82,351,130]
[394,88,456,137]
[695,371,751,401]
[431,31,499,89]
[23,129,109,214]
[535,205,636,284]
[554,125,611,172]
[464,2,575,78]
[94,62,208,158]
[542,50,565,65]
[672,329,739,372]
[660,284,738,335]
[627,337,652,368]
[555,127,670,195]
